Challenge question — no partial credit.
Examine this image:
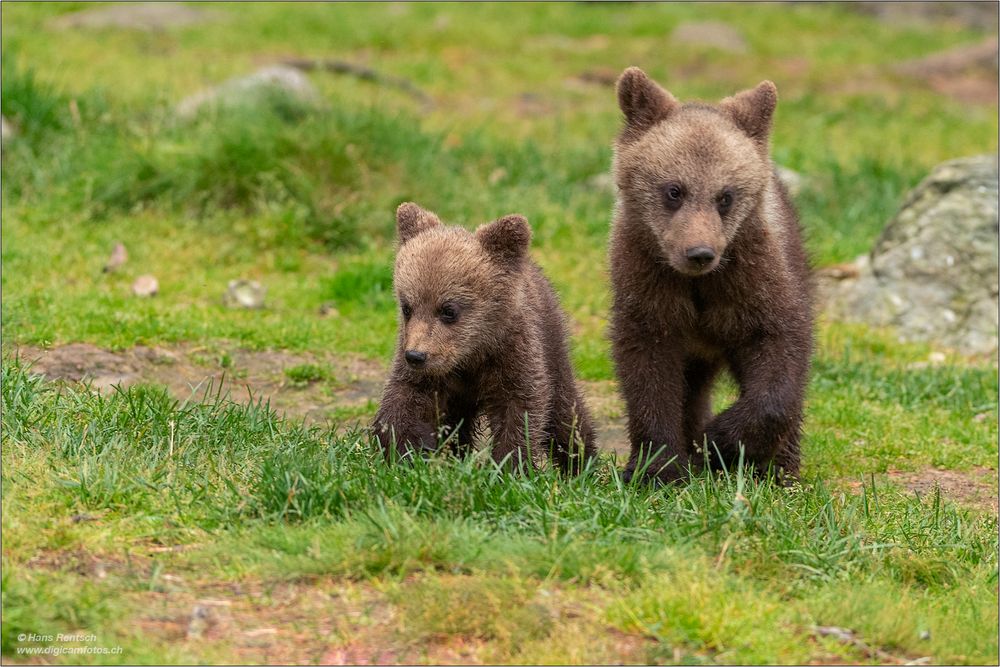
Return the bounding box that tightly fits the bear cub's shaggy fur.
[372,203,597,473]
[609,68,813,484]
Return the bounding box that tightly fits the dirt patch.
[127,579,390,664]
[19,559,654,665]
[671,21,748,55]
[13,343,634,454]
[888,466,998,514]
[574,67,619,87]
[14,342,385,429]
[581,379,628,458]
[894,37,999,106]
[849,2,999,32]
[48,2,218,31]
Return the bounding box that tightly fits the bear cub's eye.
[662,182,685,210]
[717,189,734,214]
[439,303,459,324]
[401,302,413,320]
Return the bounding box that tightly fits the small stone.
[776,165,805,198]
[487,167,507,185]
[103,242,128,273]
[587,172,616,194]
[223,279,266,309]
[132,275,159,297]
[1,115,15,143]
[186,605,211,640]
[186,600,232,641]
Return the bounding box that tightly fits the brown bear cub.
[609,68,813,484]
[372,203,597,473]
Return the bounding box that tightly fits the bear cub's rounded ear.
[719,80,778,146]
[396,202,442,244]
[475,214,531,267]
[616,67,678,135]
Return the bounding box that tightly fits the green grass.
[283,363,330,386]
[2,2,998,664]
[2,360,997,663]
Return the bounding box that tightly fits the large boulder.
[175,66,318,119]
[823,155,999,355]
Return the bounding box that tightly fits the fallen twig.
[812,625,926,665]
[279,58,432,107]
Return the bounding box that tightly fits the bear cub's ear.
[616,67,678,135]
[719,80,778,147]
[475,214,531,268]
[396,202,442,244]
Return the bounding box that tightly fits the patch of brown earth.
[850,1,999,32]
[894,37,999,106]
[13,343,633,454]
[843,466,997,514]
[14,342,385,429]
[888,466,998,514]
[21,551,655,666]
[48,2,218,31]
[581,379,628,457]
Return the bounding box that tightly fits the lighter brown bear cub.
[372,203,597,473]
[610,68,813,484]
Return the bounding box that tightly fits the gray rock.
[1,116,14,143]
[671,21,748,54]
[775,165,805,198]
[132,275,159,298]
[176,66,318,119]
[586,172,616,194]
[224,280,266,309]
[103,242,128,273]
[49,3,214,31]
[824,155,999,355]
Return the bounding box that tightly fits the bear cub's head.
[614,67,777,277]
[392,202,531,377]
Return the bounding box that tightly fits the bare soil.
[887,466,998,514]
[11,343,632,454]
[24,544,654,665]
[894,37,999,106]
[12,343,996,514]
[13,342,384,428]
[48,2,218,31]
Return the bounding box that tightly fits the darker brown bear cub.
[372,203,597,473]
[609,68,813,484]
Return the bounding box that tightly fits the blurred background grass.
[2,2,997,377]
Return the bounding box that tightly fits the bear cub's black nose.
[685,246,716,266]
[405,350,428,366]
